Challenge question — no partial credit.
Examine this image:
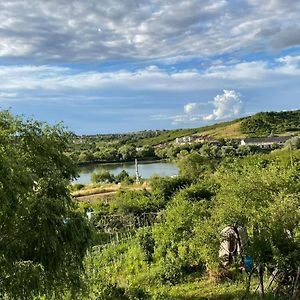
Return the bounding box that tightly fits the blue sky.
[0,0,300,134]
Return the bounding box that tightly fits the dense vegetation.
[2,110,300,299]
[71,110,300,164]
[240,110,300,136]
[72,146,300,299]
[0,111,92,299]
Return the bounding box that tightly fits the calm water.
[75,161,179,184]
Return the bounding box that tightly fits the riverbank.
[77,156,163,167]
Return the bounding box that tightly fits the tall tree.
[0,111,91,299]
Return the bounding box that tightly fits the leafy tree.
[199,156,300,293]
[78,150,94,163]
[94,147,119,161]
[115,170,130,183]
[154,147,168,159]
[150,175,192,201]
[118,144,137,161]
[136,145,155,158]
[286,136,300,150]
[176,152,214,179]
[220,145,236,157]
[236,145,251,156]
[91,170,115,183]
[0,111,91,298]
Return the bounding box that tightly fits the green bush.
[91,170,115,183]
[71,183,85,191]
[116,170,130,183]
[150,175,192,201]
[136,228,155,263]
[110,190,164,216]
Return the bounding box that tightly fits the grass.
[72,182,148,199]
[196,121,245,139]
[72,183,121,197]
[152,277,282,300]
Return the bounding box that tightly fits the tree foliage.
[240,110,300,136]
[0,111,91,298]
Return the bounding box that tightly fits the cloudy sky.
[0,0,299,133]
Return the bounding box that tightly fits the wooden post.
[258,264,264,299]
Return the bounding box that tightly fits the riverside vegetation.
[1,110,300,299]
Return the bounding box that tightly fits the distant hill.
[240,110,300,136]
[194,109,300,140]
[74,110,300,148]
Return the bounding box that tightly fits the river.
[75,161,179,184]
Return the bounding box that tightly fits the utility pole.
[135,158,140,184]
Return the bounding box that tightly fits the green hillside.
[136,119,241,146]
[240,109,300,136]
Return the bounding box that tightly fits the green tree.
[0,111,91,298]
[136,145,155,158]
[115,170,130,183]
[177,152,214,179]
[78,150,94,163]
[118,144,137,161]
[199,156,300,296]
[91,170,115,183]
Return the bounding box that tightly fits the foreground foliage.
[2,109,300,299]
[0,111,92,299]
[79,147,300,299]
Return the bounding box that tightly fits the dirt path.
[75,190,118,203]
[74,184,149,203]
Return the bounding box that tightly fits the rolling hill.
[74,109,300,148]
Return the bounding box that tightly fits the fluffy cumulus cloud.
[0,0,300,62]
[184,102,202,114]
[160,90,242,125]
[203,90,242,121]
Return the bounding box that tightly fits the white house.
[175,136,196,144]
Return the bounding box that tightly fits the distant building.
[175,135,219,145]
[240,136,291,149]
[175,136,197,144]
[153,143,167,149]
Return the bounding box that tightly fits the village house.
[175,135,219,145]
[175,136,197,144]
[240,136,291,149]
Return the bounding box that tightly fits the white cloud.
[0,0,299,62]
[157,90,243,125]
[0,92,18,99]
[203,90,242,121]
[184,102,202,114]
[0,54,300,94]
